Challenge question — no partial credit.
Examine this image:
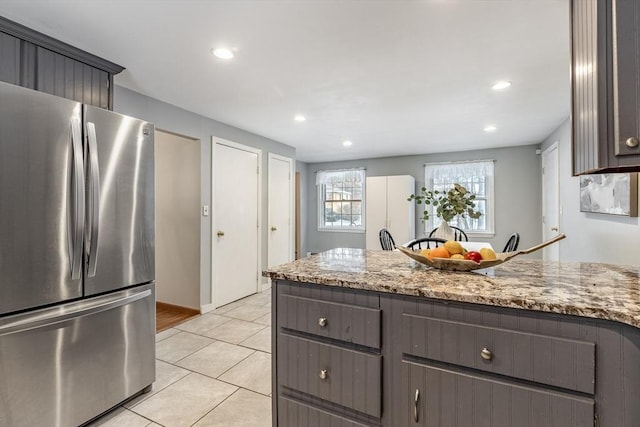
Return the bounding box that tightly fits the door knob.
[271,226,277,231]
[626,137,639,148]
[551,227,559,232]
[217,231,225,237]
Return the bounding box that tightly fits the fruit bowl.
[396,234,566,272]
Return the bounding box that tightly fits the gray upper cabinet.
[0,16,122,110]
[571,0,640,174]
[0,31,20,85]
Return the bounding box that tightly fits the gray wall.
[541,118,640,265]
[114,85,296,309]
[296,160,309,258]
[305,145,542,255]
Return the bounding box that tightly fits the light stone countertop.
[263,248,640,328]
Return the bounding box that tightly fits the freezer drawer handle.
[0,289,151,336]
[69,117,85,280]
[85,122,101,277]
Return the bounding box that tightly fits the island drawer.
[278,334,381,418]
[278,396,373,427]
[278,293,381,349]
[401,313,595,394]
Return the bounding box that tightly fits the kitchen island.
[264,248,640,427]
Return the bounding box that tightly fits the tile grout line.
[129,291,273,426]
[188,387,243,427]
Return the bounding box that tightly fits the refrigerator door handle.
[85,122,101,277]
[69,117,85,280]
[0,289,151,336]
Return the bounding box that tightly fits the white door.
[213,139,261,308]
[268,154,294,268]
[542,143,560,261]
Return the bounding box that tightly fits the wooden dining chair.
[428,226,469,241]
[502,233,520,252]
[379,228,396,250]
[405,237,447,251]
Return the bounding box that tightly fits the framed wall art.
[579,173,638,217]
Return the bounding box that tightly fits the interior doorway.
[155,130,201,330]
[212,138,261,308]
[542,142,560,261]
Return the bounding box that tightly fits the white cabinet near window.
[365,175,415,249]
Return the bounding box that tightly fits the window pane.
[424,161,493,233]
[318,169,365,231]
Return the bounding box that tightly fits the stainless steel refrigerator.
[0,81,155,427]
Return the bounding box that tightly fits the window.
[424,160,494,234]
[316,168,365,231]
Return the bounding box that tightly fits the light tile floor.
[88,289,273,427]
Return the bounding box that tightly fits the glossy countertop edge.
[263,248,640,329]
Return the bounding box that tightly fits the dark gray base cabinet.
[273,280,640,426]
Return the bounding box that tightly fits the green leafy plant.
[408,183,482,223]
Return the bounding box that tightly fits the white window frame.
[316,168,366,233]
[423,160,495,237]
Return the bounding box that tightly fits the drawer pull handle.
[480,347,493,361]
[318,317,328,327]
[319,369,328,380]
[414,388,420,422]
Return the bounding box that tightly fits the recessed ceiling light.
[484,125,497,132]
[212,48,234,59]
[342,140,353,147]
[491,81,512,90]
[293,114,306,122]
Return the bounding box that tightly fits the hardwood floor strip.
[156,302,200,332]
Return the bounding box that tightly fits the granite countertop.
[263,248,640,328]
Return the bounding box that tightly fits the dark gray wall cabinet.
[571,0,640,174]
[273,279,640,426]
[0,16,123,109]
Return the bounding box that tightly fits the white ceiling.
[0,0,570,163]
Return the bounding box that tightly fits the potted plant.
[408,183,482,240]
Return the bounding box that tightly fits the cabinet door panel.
[365,176,388,249]
[406,362,594,427]
[386,175,415,246]
[613,0,640,158]
[36,46,109,109]
[0,31,20,85]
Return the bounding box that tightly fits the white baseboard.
[200,303,216,313]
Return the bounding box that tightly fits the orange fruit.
[428,246,450,259]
